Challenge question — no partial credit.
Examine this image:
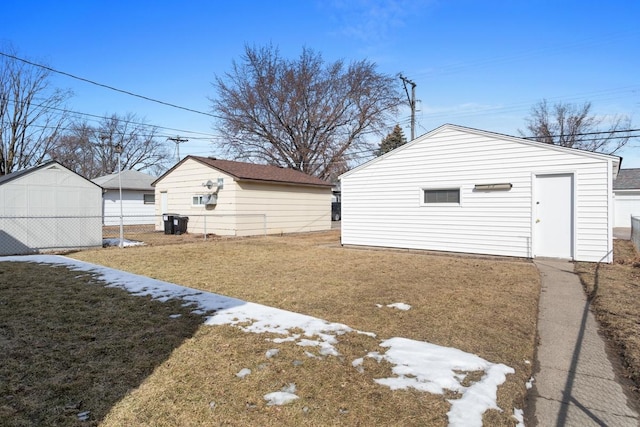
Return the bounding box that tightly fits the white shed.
[152,156,333,236]
[340,124,620,263]
[613,169,640,228]
[0,160,103,255]
[92,169,156,225]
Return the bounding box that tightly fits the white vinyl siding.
[102,189,156,225]
[613,190,640,228]
[341,125,617,263]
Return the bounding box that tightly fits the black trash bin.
[173,216,189,235]
[162,213,178,234]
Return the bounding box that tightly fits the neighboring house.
[613,168,640,228]
[0,160,102,255]
[152,156,333,236]
[331,182,341,221]
[340,124,620,263]
[92,169,156,225]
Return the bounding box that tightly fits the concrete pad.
[534,369,637,416]
[530,260,640,426]
[534,396,638,427]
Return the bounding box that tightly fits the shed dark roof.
[154,156,332,187]
[614,168,640,190]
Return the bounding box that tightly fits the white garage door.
[614,191,640,227]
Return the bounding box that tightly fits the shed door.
[534,174,574,259]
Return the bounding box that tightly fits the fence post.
[204,215,207,240]
[631,215,640,252]
[263,214,267,236]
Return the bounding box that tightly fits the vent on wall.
[474,183,512,191]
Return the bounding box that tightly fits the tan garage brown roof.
[154,156,332,187]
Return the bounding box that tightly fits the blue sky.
[3,0,639,167]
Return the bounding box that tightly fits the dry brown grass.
[575,239,640,396]
[60,229,541,426]
[0,262,206,426]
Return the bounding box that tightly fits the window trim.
[420,188,461,206]
[143,193,155,205]
[192,194,206,206]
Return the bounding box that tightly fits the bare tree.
[49,113,172,178]
[210,44,403,180]
[520,100,632,155]
[49,122,97,178]
[0,47,72,175]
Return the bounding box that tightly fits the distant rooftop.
[614,168,640,190]
[92,169,155,191]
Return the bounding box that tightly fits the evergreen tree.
[376,124,407,156]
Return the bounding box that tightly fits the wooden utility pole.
[399,75,417,140]
[167,136,188,163]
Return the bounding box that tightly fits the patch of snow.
[235,368,251,379]
[102,238,145,247]
[368,337,514,427]
[387,303,411,310]
[265,348,279,358]
[77,411,90,421]
[375,304,383,308]
[169,314,182,319]
[352,357,365,373]
[526,377,534,389]
[264,391,299,406]
[271,335,299,343]
[513,408,525,426]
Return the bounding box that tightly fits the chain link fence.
[631,215,640,253]
[0,215,103,256]
[0,213,270,255]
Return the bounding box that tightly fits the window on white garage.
[143,194,155,204]
[423,188,460,204]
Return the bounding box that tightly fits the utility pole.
[399,74,417,140]
[115,141,124,249]
[168,136,188,163]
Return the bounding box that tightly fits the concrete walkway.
[530,259,639,426]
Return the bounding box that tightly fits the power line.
[0,51,220,119]
[2,96,221,140]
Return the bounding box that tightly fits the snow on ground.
[375,302,412,310]
[1,255,518,427]
[102,238,145,248]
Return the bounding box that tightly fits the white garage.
[340,124,620,263]
[613,169,640,228]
